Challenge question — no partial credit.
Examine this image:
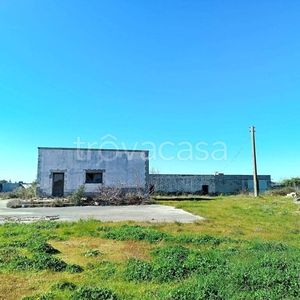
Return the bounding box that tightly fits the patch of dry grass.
[50,237,153,265]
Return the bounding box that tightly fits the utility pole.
[250,126,259,197]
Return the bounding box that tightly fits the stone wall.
[149,174,271,195]
[150,174,216,194]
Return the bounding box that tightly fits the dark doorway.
[149,185,155,195]
[52,173,64,197]
[202,185,209,195]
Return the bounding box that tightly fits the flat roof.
[38,147,149,153]
[151,174,271,177]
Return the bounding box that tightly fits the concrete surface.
[0,199,204,223]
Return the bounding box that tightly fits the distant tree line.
[281,177,300,187]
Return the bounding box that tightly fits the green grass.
[0,194,300,299]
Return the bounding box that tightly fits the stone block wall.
[149,174,271,195]
[149,174,216,194]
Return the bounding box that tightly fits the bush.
[1,181,37,200]
[177,234,234,246]
[123,191,144,204]
[6,199,22,208]
[123,258,153,282]
[66,263,84,273]
[69,185,85,206]
[28,241,60,254]
[152,245,191,283]
[94,185,146,205]
[250,241,288,252]
[95,185,122,205]
[266,187,297,196]
[9,255,34,271]
[71,286,118,300]
[101,224,169,243]
[51,281,77,291]
[31,253,67,271]
[281,177,300,187]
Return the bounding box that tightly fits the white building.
[37,147,149,197]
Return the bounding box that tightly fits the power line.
[219,135,250,172]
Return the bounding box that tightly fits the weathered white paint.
[37,147,149,197]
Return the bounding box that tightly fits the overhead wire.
[219,135,251,172]
[218,113,297,173]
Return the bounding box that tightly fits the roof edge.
[38,147,149,153]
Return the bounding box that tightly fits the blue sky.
[0,0,299,183]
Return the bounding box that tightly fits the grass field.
[0,194,300,299]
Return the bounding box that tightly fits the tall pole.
[250,126,259,197]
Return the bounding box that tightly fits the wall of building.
[0,183,21,193]
[149,174,216,194]
[37,147,149,197]
[149,174,271,194]
[215,174,271,194]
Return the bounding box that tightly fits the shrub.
[22,291,56,300]
[6,199,22,208]
[95,185,146,205]
[281,177,300,187]
[31,253,67,271]
[71,286,118,300]
[250,241,288,252]
[28,241,60,254]
[123,258,153,282]
[8,255,34,271]
[123,191,144,204]
[95,185,122,205]
[101,224,169,243]
[152,245,191,282]
[51,281,77,291]
[266,187,297,196]
[177,234,234,246]
[66,263,84,273]
[169,271,231,300]
[69,185,85,206]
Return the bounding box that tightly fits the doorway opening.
[52,173,64,197]
[149,185,155,195]
[202,185,209,195]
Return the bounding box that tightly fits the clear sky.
[0,0,299,183]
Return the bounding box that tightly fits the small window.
[85,172,103,183]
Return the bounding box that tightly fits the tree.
[281,177,300,187]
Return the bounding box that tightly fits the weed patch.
[100,224,169,243]
[81,249,101,257]
[66,263,84,273]
[71,286,118,300]
[51,281,77,291]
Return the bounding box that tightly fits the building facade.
[149,173,271,195]
[0,182,22,193]
[37,147,149,197]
